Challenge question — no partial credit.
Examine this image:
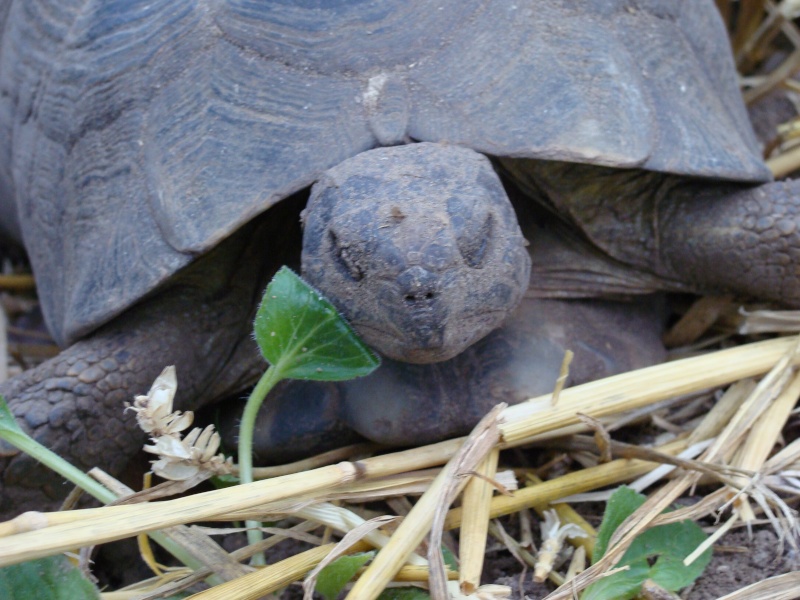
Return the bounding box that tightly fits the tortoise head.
[301,143,530,364]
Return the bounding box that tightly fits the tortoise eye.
[456,213,493,268]
[329,229,363,281]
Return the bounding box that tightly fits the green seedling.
[315,551,376,600]
[581,486,711,600]
[316,555,432,600]
[240,266,380,561]
[0,415,115,596]
[313,546,457,599]
[0,555,100,600]
[0,267,378,584]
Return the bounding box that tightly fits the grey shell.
[0,0,769,345]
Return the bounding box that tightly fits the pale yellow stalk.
[0,336,796,576]
[731,369,800,475]
[501,336,800,445]
[458,446,500,594]
[346,405,503,600]
[187,541,367,600]
[0,461,361,566]
[444,439,688,530]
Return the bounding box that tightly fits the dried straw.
[458,446,500,594]
[0,335,797,600]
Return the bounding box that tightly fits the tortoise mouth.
[352,309,506,364]
[349,321,446,363]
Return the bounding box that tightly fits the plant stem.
[237,364,284,565]
[1,431,115,504]
[0,426,210,579]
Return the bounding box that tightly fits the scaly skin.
[0,223,277,516]
[503,159,800,306]
[658,179,800,305]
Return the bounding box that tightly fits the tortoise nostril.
[398,266,438,305]
[404,291,436,304]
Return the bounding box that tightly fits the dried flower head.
[145,424,233,481]
[534,509,588,583]
[126,366,193,437]
[131,367,233,483]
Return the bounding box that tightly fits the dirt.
[685,529,800,600]
[478,510,800,599]
[464,522,799,599]
[270,521,800,599]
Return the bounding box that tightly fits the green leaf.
[622,521,711,591]
[441,545,459,572]
[592,486,645,562]
[209,474,240,488]
[0,556,100,599]
[364,546,450,600]
[253,267,380,381]
[582,486,711,600]
[315,552,375,600]
[580,562,649,600]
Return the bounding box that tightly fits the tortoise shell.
[0,0,768,345]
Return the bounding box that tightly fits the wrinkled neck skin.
[300,143,531,364]
[500,157,800,309]
[501,159,677,276]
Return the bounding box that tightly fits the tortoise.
[0,0,797,512]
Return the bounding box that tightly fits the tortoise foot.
[660,179,800,307]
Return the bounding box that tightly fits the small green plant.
[581,486,712,600]
[0,555,100,600]
[238,266,380,560]
[0,398,202,592]
[0,266,379,585]
[316,556,432,600]
[315,551,376,600]
[313,546,457,599]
